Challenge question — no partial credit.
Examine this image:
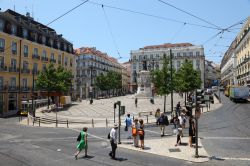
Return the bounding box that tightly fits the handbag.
[77,133,81,141]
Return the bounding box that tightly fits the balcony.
[0,65,7,71]
[0,47,4,52]
[21,86,30,91]
[41,57,49,62]
[9,67,19,73]
[50,59,56,63]
[21,68,30,74]
[32,54,40,60]
[8,86,18,91]
[32,70,40,75]
[0,85,4,91]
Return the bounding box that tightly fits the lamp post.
[89,65,93,104]
[170,49,173,114]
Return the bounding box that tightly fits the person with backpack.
[138,119,145,149]
[109,123,118,159]
[157,113,168,137]
[74,127,88,159]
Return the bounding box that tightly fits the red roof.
[140,43,193,50]
[74,47,118,63]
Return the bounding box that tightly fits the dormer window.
[11,24,17,35]
[64,43,67,51]
[0,19,4,31]
[57,42,60,49]
[42,36,46,44]
[23,28,28,39]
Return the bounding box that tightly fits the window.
[0,38,5,52]
[23,61,29,70]
[23,45,28,57]
[0,77,3,87]
[133,63,136,70]
[0,19,4,31]
[23,29,28,39]
[42,50,47,58]
[11,59,17,69]
[10,77,16,88]
[177,52,180,56]
[42,64,46,72]
[183,52,186,56]
[58,54,61,64]
[51,53,54,60]
[12,42,17,55]
[196,60,200,69]
[0,57,4,67]
[33,63,38,72]
[177,60,181,69]
[189,52,193,56]
[156,54,160,59]
[22,78,27,88]
[150,54,153,59]
[33,48,38,56]
[11,24,17,35]
[64,57,68,66]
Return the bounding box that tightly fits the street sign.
[120,106,125,115]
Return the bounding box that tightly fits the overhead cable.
[156,0,222,30]
[47,0,89,26]
[88,1,220,30]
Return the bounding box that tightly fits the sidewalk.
[119,136,209,163]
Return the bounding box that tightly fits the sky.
[1,0,250,64]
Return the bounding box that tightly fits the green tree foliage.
[151,54,172,96]
[95,71,122,96]
[175,59,202,93]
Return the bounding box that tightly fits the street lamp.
[89,65,93,104]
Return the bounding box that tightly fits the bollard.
[27,117,29,125]
[33,117,35,126]
[92,119,94,128]
[19,116,20,122]
[146,115,148,124]
[67,120,69,128]
[56,119,58,127]
[106,118,108,128]
[39,118,40,127]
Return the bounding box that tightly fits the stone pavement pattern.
[19,94,223,163]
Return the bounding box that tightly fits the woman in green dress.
[74,127,88,159]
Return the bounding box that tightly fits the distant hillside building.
[130,43,205,92]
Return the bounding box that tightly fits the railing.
[50,59,56,63]
[21,68,30,74]
[41,57,49,62]
[9,67,19,72]
[32,54,40,60]
[0,65,7,71]
[8,86,19,91]
[21,86,30,91]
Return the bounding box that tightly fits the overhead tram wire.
[156,0,222,30]
[169,22,187,42]
[88,1,220,30]
[46,0,89,26]
[101,4,122,59]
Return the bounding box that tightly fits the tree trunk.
[185,92,187,106]
[47,91,50,109]
[164,95,166,113]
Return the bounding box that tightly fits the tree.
[151,53,173,112]
[36,63,72,108]
[175,59,202,105]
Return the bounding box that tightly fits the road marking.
[70,128,106,141]
[223,157,250,161]
[201,137,250,140]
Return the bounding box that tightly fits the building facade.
[0,9,75,116]
[204,60,221,88]
[235,17,250,86]
[130,43,205,92]
[220,39,237,87]
[121,61,131,93]
[75,47,122,98]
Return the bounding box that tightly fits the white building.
[130,43,205,92]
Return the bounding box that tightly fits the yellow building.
[236,17,250,86]
[0,9,76,117]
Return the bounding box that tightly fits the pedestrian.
[175,128,182,146]
[74,127,88,159]
[138,119,145,149]
[109,123,118,159]
[178,114,186,137]
[154,108,161,124]
[157,113,166,137]
[124,113,132,139]
[135,98,138,107]
[189,116,195,147]
[132,118,139,147]
[176,101,181,117]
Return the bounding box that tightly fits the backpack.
[164,116,169,126]
[107,132,110,139]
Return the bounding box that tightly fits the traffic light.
[196,89,204,105]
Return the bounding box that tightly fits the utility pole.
[170,49,173,114]
[32,69,35,117]
[18,40,22,113]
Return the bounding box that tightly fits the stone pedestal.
[135,70,152,98]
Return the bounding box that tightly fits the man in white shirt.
[109,123,118,159]
[178,114,186,137]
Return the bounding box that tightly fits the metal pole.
[18,40,22,113]
[170,49,173,114]
[195,89,199,158]
[118,103,121,144]
[114,103,116,123]
[32,70,35,117]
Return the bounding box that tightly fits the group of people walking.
[74,101,197,160]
